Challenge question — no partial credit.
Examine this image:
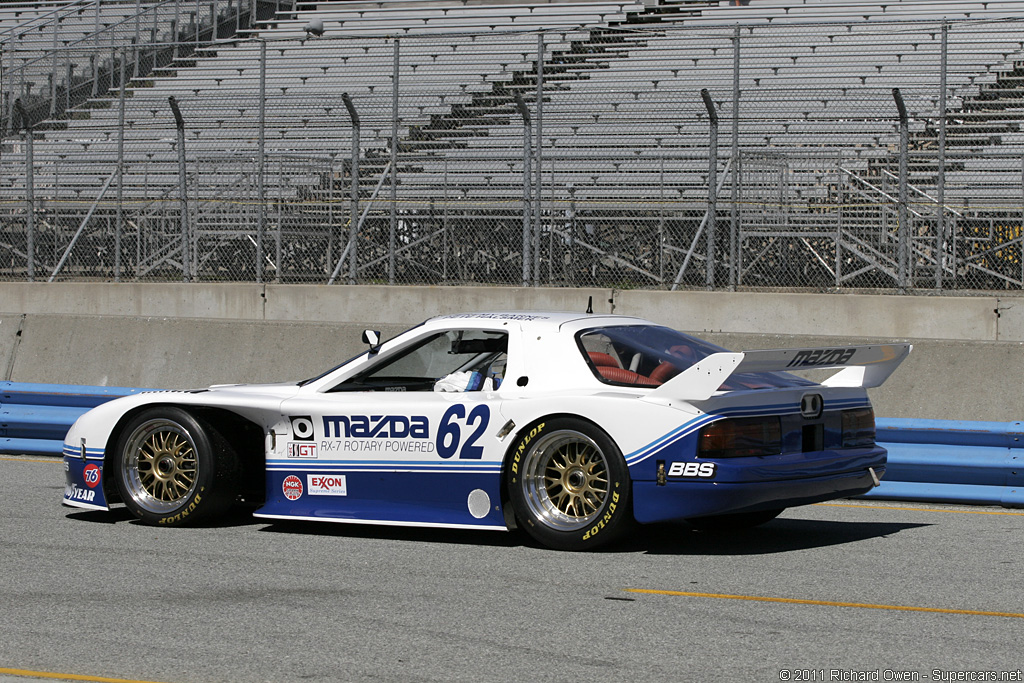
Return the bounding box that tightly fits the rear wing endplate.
[644,343,912,402]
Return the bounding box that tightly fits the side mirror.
[361,329,382,354]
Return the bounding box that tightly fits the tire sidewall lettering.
[582,490,620,541]
[507,417,632,551]
[157,489,204,525]
[510,422,545,476]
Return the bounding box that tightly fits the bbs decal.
[668,462,717,479]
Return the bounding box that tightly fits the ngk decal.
[307,474,347,497]
[282,475,303,500]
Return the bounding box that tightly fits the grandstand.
[3,0,1024,289]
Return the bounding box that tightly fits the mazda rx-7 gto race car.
[63,311,910,550]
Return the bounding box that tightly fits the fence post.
[389,38,399,284]
[729,24,740,290]
[514,93,532,287]
[256,39,267,283]
[893,87,909,290]
[702,88,718,290]
[936,21,948,291]
[343,92,360,285]
[15,99,35,281]
[534,33,543,287]
[115,49,126,281]
[168,96,190,282]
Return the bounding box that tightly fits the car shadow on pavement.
[63,505,266,528]
[63,507,929,553]
[259,519,524,548]
[626,517,931,555]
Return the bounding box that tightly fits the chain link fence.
[4,5,1024,291]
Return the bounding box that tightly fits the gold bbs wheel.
[114,407,237,526]
[121,418,199,513]
[521,430,609,530]
[509,417,632,551]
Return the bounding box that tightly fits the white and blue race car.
[63,311,910,550]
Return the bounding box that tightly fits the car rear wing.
[644,343,912,402]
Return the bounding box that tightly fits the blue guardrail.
[0,382,145,456]
[860,418,1023,508]
[2,384,1021,508]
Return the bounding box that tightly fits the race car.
[63,311,910,550]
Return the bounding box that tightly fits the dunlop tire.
[114,407,239,526]
[506,417,632,551]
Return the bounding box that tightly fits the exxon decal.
[322,415,429,439]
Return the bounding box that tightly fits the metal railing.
[4,6,1024,291]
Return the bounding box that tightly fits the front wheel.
[507,417,632,551]
[114,407,238,526]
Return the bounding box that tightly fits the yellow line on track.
[0,668,168,683]
[0,456,56,463]
[816,502,1024,516]
[625,589,1024,619]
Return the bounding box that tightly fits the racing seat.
[597,366,660,386]
[648,345,698,384]
[588,351,621,368]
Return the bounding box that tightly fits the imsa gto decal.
[287,442,318,459]
[668,462,717,479]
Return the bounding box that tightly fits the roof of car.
[425,311,654,331]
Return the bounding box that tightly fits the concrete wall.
[2,282,1021,421]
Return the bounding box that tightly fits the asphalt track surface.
[2,455,1022,683]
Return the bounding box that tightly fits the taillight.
[842,407,876,448]
[698,417,782,458]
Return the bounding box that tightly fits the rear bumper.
[632,464,884,524]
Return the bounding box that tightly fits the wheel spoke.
[122,418,201,511]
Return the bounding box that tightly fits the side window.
[330,329,508,392]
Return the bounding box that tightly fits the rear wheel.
[686,508,784,532]
[507,417,632,551]
[114,407,238,526]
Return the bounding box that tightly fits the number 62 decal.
[436,404,490,460]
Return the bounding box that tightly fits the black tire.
[686,508,784,532]
[113,407,239,526]
[507,417,632,551]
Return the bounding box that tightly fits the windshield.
[577,325,814,391]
